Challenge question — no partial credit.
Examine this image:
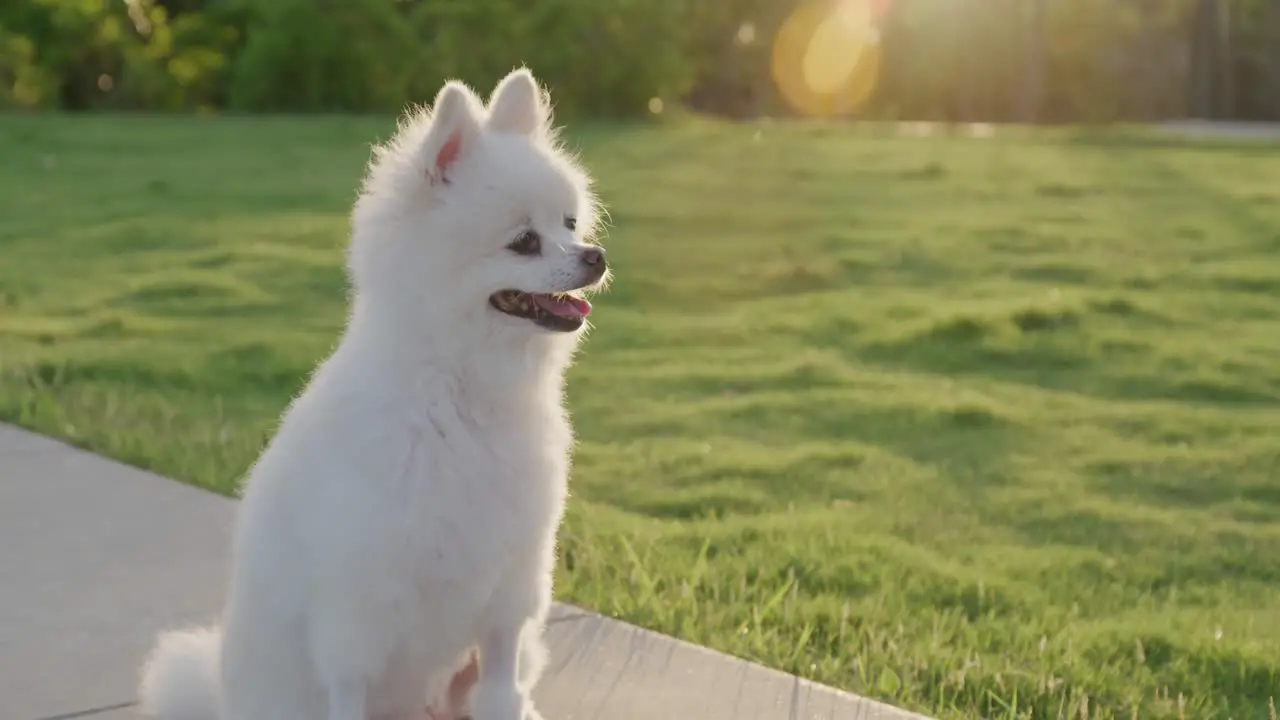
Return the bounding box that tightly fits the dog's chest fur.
[326,354,567,572]
[403,374,571,548]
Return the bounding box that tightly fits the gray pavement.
[1155,120,1280,142]
[0,423,928,720]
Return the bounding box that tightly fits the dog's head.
[350,69,609,351]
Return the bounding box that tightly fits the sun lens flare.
[771,0,886,118]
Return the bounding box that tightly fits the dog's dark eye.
[507,230,542,256]
[564,216,576,232]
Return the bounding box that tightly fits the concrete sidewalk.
[0,423,927,720]
[1155,120,1280,142]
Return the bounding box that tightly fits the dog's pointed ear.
[422,81,484,186]
[486,68,548,136]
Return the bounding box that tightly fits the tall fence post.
[1022,0,1047,123]
[1189,0,1231,119]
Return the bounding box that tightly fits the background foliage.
[1,0,1278,121]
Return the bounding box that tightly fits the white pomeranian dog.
[137,68,609,720]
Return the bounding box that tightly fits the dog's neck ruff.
[343,297,577,400]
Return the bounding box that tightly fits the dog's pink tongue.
[533,294,592,318]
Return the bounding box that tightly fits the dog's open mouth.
[489,290,592,332]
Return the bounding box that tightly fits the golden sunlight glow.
[771,0,885,118]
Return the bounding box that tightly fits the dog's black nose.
[580,247,606,268]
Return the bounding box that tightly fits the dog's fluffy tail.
[138,626,222,720]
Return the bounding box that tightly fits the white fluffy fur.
[138,68,607,720]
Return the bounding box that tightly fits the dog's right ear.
[422,81,483,187]
[486,68,548,136]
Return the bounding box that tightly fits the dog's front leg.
[517,624,548,694]
[425,650,480,720]
[326,677,367,720]
[309,574,390,720]
[516,627,548,720]
[469,628,527,720]
[451,627,545,720]
[470,567,550,720]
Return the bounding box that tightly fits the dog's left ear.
[422,81,484,186]
[486,68,549,136]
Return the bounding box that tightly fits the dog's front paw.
[523,705,544,720]
[468,683,526,720]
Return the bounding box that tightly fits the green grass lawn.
[2,114,1279,719]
